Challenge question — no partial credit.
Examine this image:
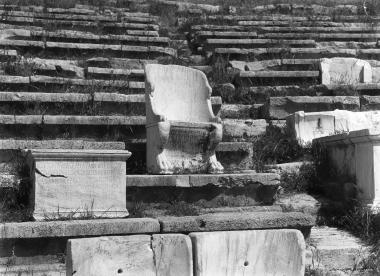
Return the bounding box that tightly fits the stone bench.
[145,64,224,174]
[314,129,380,209]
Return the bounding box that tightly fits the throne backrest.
[145,64,213,122]
[320,57,372,85]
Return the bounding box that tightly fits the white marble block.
[320,58,372,85]
[315,129,380,208]
[25,149,131,220]
[189,229,306,276]
[67,234,193,276]
[67,235,155,276]
[145,64,223,174]
[287,110,380,145]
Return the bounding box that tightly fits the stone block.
[67,235,155,276]
[287,110,380,145]
[190,229,306,276]
[320,58,372,85]
[67,234,193,276]
[152,234,193,276]
[315,129,380,208]
[24,149,131,220]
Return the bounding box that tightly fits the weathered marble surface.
[67,234,193,276]
[287,110,380,145]
[315,129,380,209]
[67,235,156,276]
[24,149,131,220]
[145,64,223,174]
[190,229,306,276]
[320,58,372,85]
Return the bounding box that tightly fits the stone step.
[230,59,319,71]
[0,49,17,61]
[261,32,380,41]
[236,70,320,86]
[220,104,264,119]
[0,10,158,24]
[214,47,380,60]
[0,22,159,36]
[268,96,360,119]
[86,67,145,80]
[0,16,160,31]
[0,92,222,116]
[0,75,144,93]
[222,119,267,142]
[126,141,255,173]
[307,226,370,273]
[193,31,258,40]
[257,26,380,33]
[158,211,315,234]
[0,255,65,276]
[205,38,316,48]
[27,30,168,44]
[0,40,176,58]
[125,172,278,187]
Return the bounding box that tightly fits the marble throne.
[144,64,223,174]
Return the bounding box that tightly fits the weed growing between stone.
[280,163,320,193]
[253,123,308,171]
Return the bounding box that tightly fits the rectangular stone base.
[25,149,131,221]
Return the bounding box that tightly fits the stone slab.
[0,218,160,239]
[159,211,315,233]
[206,38,315,47]
[190,229,305,276]
[269,96,360,119]
[25,149,131,220]
[126,172,280,187]
[67,235,155,276]
[152,234,193,276]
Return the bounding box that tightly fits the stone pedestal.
[24,149,131,220]
[315,129,380,209]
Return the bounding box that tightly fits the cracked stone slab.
[66,234,192,276]
[190,229,305,276]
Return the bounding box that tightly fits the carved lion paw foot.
[207,155,224,174]
[157,153,172,174]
